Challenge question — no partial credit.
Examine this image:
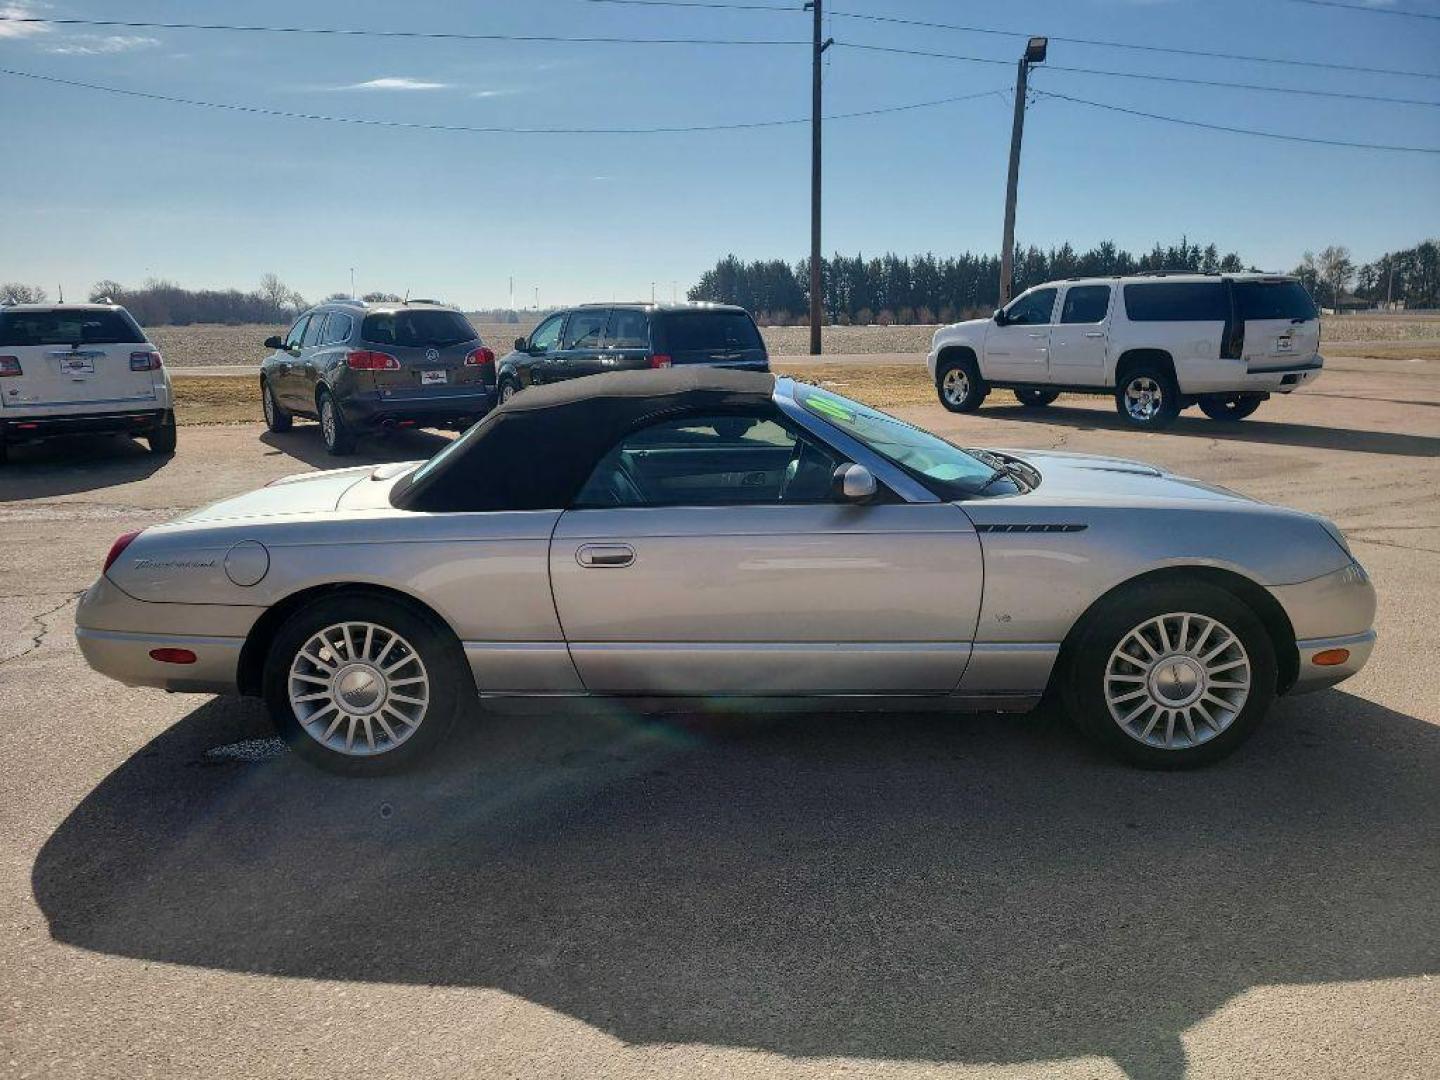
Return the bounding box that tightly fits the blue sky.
[2,0,1437,310]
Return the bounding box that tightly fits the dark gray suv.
[260,300,495,455]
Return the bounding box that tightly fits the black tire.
[262,591,472,777]
[1061,582,1277,769]
[1198,394,1263,421]
[261,377,293,432]
[318,389,356,456]
[1015,388,1060,408]
[1114,364,1181,429]
[936,354,988,413]
[497,375,521,406]
[147,413,177,454]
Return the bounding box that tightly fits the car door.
[983,287,1057,383]
[1047,284,1113,386]
[548,410,983,695]
[272,313,312,409]
[515,311,566,387]
[554,308,609,383]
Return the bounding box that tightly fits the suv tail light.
[649,354,673,369]
[0,356,21,377]
[347,350,400,371]
[104,529,142,573]
[130,351,163,371]
[464,346,496,375]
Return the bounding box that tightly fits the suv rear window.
[1123,283,1228,322]
[661,311,763,352]
[361,309,477,348]
[1234,280,1318,321]
[0,309,147,346]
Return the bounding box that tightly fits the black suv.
[495,303,768,403]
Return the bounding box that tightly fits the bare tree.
[89,279,125,303]
[0,282,48,304]
[258,273,291,320]
[1317,245,1355,310]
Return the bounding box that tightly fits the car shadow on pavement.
[258,426,452,470]
[0,435,169,501]
[983,402,1440,458]
[33,690,1438,1080]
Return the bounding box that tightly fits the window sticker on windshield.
[806,395,854,422]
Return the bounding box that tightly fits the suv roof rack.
[1133,269,1220,278]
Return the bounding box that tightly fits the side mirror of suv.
[264,335,284,350]
[514,336,527,352]
[992,309,1008,326]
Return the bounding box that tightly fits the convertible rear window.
[1234,280,1318,321]
[362,310,477,348]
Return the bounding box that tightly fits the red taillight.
[104,529,142,573]
[649,354,673,369]
[149,648,197,665]
[0,356,21,377]
[347,350,400,370]
[130,350,163,371]
[464,346,496,373]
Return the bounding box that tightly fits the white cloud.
[338,77,450,92]
[0,3,48,39]
[41,34,159,56]
[472,88,517,99]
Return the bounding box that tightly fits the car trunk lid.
[1234,278,1321,368]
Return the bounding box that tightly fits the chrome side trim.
[74,627,242,693]
[955,642,1060,694]
[1290,629,1376,695]
[462,641,583,693]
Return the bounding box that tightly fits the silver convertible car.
[76,369,1375,774]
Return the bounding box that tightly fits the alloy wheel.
[321,398,337,446]
[1104,612,1251,750]
[1123,376,1164,422]
[287,621,430,756]
[263,384,275,426]
[941,367,970,406]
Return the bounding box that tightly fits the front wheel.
[1198,394,1263,421]
[936,357,987,413]
[262,592,471,776]
[318,390,356,456]
[1062,583,1276,768]
[1115,366,1180,429]
[1015,388,1059,408]
[498,376,521,405]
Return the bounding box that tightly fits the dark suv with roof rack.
[495,302,768,404]
[259,299,495,455]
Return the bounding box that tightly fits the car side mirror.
[514,336,527,352]
[263,335,284,350]
[993,309,1008,326]
[833,463,878,504]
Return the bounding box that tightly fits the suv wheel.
[1063,582,1276,769]
[498,376,521,405]
[1115,366,1180,429]
[147,413,178,454]
[936,356,987,413]
[318,390,356,456]
[1198,394,1263,421]
[1015,388,1059,408]
[262,378,293,432]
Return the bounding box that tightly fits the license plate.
[1276,337,1293,353]
[421,369,447,385]
[60,356,95,375]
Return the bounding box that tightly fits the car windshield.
[361,309,477,348]
[792,382,998,497]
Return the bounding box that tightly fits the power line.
[0,65,1002,134]
[1276,0,1440,19]
[0,14,807,46]
[836,42,1440,106]
[584,0,1440,80]
[1034,89,1440,153]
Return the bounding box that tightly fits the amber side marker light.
[149,648,197,665]
[1312,649,1351,667]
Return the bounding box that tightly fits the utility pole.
[999,37,1048,306]
[806,1,832,355]
[349,267,355,300]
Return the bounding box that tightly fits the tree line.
[0,275,319,326]
[1291,240,1438,310]
[688,238,1249,325]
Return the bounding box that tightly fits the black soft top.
[392,367,779,512]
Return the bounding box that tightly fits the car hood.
[997,449,1265,509]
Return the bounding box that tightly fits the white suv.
[0,303,175,462]
[927,273,1322,428]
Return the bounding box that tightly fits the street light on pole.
[999,36,1047,307]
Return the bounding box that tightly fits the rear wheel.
[262,592,471,776]
[936,356,987,413]
[1015,388,1060,408]
[1115,365,1180,429]
[1063,582,1276,769]
[261,378,293,432]
[147,413,177,454]
[1198,394,1263,421]
[318,389,356,456]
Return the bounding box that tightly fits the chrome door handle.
[576,543,635,568]
[1084,331,1105,339]
[1026,332,1045,338]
